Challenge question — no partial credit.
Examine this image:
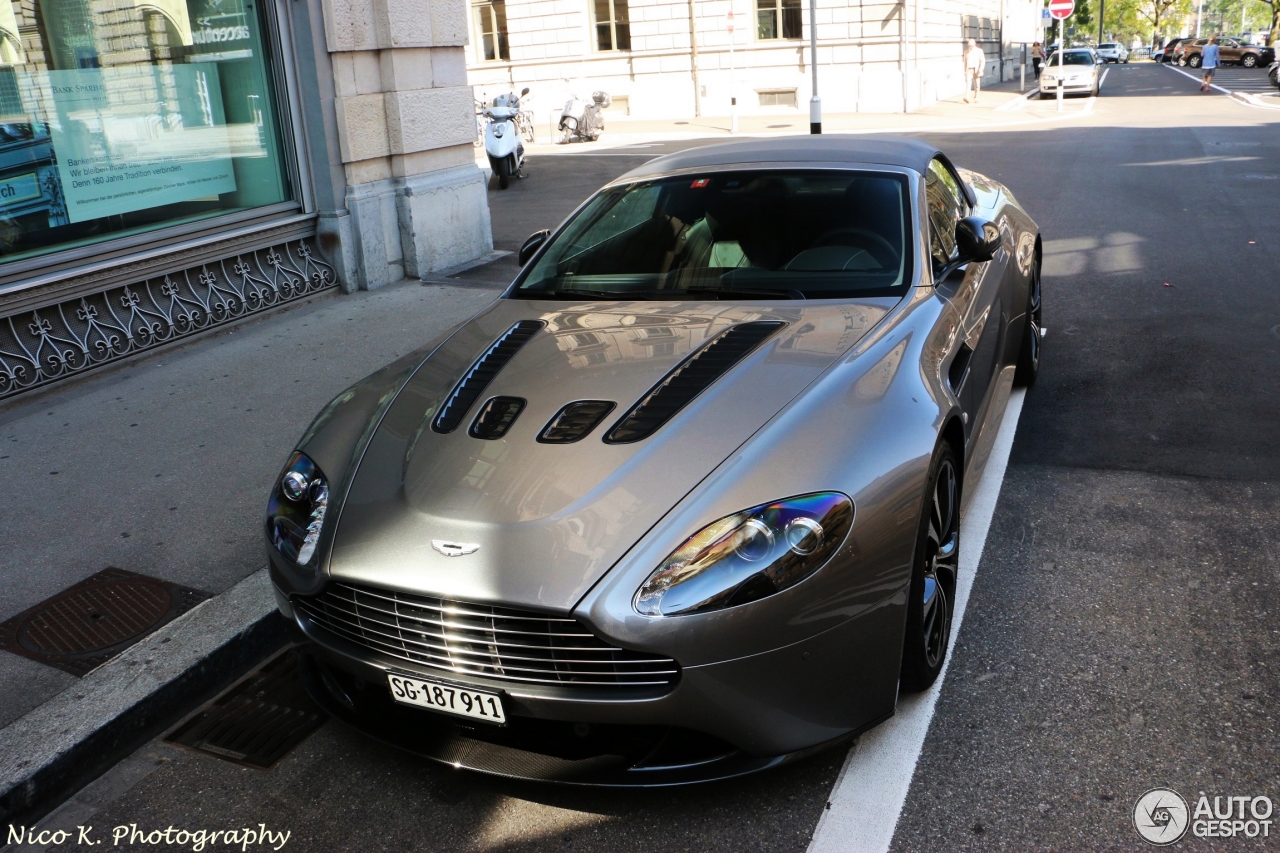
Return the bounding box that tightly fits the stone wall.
[324,0,493,289]
[468,0,1042,120]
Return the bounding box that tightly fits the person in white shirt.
[964,39,987,103]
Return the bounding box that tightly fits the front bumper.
[279,581,903,784]
[1039,78,1097,94]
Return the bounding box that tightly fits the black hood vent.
[433,321,544,434]
[604,321,785,444]
[538,400,617,444]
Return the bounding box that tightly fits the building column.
[320,0,493,289]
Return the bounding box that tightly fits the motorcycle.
[483,88,530,189]
[558,91,610,143]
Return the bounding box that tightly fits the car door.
[1219,39,1241,63]
[925,158,1006,442]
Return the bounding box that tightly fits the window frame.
[755,0,802,41]
[592,0,630,52]
[472,0,509,62]
[925,158,969,272]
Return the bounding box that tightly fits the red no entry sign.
[1048,0,1074,20]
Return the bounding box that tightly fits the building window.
[0,0,292,265]
[594,0,630,51]
[474,1,509,62]
[757,0,801,40]
[757,88,797,107]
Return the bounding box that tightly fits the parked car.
[1180,37,1274,67]
[1162,37,1197,63]
[1096,43,1130,62]
[268,135,1043,785]
[1040,49,1103,97]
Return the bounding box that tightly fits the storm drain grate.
[0,568,208,676]
[165,648,325,770]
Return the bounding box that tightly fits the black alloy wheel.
[900,443,961,693]
[1243,54,1259,67]
[1015,260,1042,386]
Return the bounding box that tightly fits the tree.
[1253,0,1280,43]
[1130,0,1193,44]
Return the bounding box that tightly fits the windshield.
[1045,51,1097,65]
[1099,43,1118,49]
[513,170,912,300]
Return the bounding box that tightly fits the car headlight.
[267,451,330,567]
[635,492,853,617]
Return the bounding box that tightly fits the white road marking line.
[1164,62,1233,95]
[807,388,1027,853]
[1100,67,1110,86]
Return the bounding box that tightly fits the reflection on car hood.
[327,297,896,610]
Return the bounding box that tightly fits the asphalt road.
[16,63,1280,852]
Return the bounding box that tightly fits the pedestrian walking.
[1031,41,1044,78]
[1200,36,1220,91]
[964,38,987,103]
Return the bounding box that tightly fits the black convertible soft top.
[621,135,941,178]
[618,134,975,205]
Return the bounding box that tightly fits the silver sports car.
[266,135,1042,785]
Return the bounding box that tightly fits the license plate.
[386,673,506,724]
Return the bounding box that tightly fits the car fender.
[577,283,966,669]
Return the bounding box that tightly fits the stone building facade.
[466,0,1042,119]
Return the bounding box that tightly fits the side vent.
[948,343,974,395]
[538,401,617,444]
[433,320,544,433]
[604,321,785,444]
[469,396,527,440]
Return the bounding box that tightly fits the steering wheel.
[812,227,901,269]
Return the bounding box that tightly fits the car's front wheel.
[900,443,961,693]
[1014,261,1042,387]
[1243,54,1259,67]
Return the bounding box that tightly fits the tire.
[495,155,511,189]
[1189,54,1202,68]
[900,442,961,693]
[1178,57,1187,66]
[1243,54,1258,68]
[1014,259,1042,387]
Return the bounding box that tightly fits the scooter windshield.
[513,170,912,300]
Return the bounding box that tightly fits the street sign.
[1041,8,1052,22]
[1048,0,1074,20]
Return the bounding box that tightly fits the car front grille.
[295,582,680,689]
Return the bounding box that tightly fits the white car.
[1096,42,1130,63]
[1039,49,1102,98]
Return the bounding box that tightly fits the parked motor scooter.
[558,91,610,143]
[484,88,529,189]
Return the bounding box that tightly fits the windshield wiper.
[516,288,665,301]
[683,287,806,300]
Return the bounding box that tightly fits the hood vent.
[604,321,786,444]
[538,400,617,444]
[433,320,544,434]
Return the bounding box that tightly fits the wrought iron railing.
[0,239,337,400]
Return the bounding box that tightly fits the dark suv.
[1180,37,1274,68]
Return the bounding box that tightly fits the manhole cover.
[0,568,208,676]
[166,648,325,770]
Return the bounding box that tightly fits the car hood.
[326,297,896,611]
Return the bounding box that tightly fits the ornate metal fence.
[0,238,337,401]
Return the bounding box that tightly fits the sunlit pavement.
[13,63,1280,853]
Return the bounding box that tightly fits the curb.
[0,569,285,827]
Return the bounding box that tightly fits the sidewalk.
[0,271,503,821]
[524,77,1051,152]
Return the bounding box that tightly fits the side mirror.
[955,217,1001,263]
[521,87,531,96]
[518,229,550,266]
[935,218,1000,283]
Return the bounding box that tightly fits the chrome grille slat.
[297,583,681,690]
[314,595,601,640]
[297,600,674,664]
[299,611,676,686]
[327,585,580,623]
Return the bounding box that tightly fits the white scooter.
[558,91,609,143]
[484,88,529,189]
